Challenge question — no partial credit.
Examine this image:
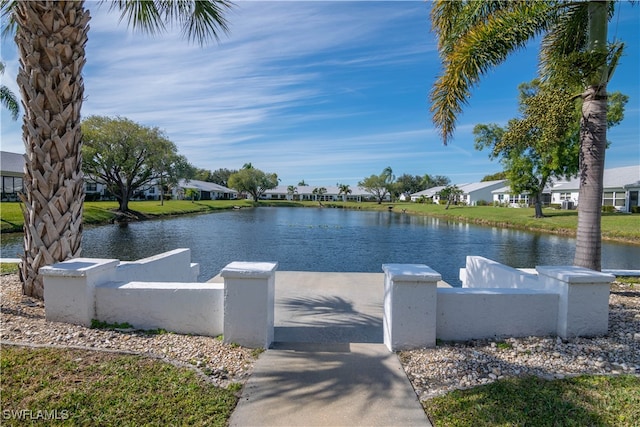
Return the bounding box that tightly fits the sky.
[1,1,639,188]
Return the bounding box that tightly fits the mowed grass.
[0,200,254,233]
[423,375,640,427]
[0,346,239,426]
[1,199,639,243]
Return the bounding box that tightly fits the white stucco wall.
[463,256,540,289]
[95,281,224,336]
[436,288,558,341]
[115,248,199,282]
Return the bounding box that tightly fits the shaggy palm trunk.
[574,86,607,271]
[14,1,90,298]
[573,1,609,271]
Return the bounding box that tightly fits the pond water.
[2,207,639,286]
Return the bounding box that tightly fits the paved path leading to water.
[228,271,434,427]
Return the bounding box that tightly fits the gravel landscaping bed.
[400,280,640,400]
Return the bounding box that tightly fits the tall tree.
[0,61,19,120]
[228,167,278,202]
[82,116,185,212]
[475,80,627,218]
[1,0,232,298]
[396,174,424,195]
[287,185,298,201]
[358,167,395,204]
[430,0,624,271]
[438,185,464,210]
[337,183,351,202]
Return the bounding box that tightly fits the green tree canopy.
[481,171,507,182]
[82,116,186,212]
[358,167,395,204]
[228,167,279,202]
[438,185,464,210]
[475,80,627,217]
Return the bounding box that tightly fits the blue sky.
[1,1,638,187]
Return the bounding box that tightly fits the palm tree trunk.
[574,85,607,271]
[15,1,90,298]
[573,1,609,271]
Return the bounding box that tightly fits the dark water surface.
[2,207,638,285]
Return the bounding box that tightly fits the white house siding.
[550,166,640,212]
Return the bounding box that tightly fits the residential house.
[491,185,552,207]
[175,179,237,200]
[263,185,388,202]
[550,165,640,212]
[410,186,446,202]
[1,151,23,201]
[456,180,507,206]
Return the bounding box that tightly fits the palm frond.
[104,0,233,45]
[0,0,18,39]
[431,2,556,144]
[539,2,588,82]
[0,85,20,120]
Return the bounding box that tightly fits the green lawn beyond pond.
[1,200,639,243]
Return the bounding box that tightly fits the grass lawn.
[0,346,239,426]
[1,199,639,243]
[423,375,640,427]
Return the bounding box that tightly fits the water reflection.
[1,207,638,286]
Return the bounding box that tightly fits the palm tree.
[1,0,232,298]
[0,61,19,120]
[287,185,298,201]
[430,1,622,271]
[337,183,351,202]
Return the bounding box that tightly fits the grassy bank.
[0,346,239,426]
[1,199,638,243]
[423,374,640,426]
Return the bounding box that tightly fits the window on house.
[86,182,97,192]
[603,192,614,206]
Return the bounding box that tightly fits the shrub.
[602,205,616,213]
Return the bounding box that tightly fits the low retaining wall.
[383,257,614,351]
[436,288,558,341]
[95,281,224,336]
[41,250,615,351]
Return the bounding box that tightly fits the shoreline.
[1,201,639,245]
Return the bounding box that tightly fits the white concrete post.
[221,261,278,349]
[537,266,614,339]
[41,258,119,327]
[382,264,441,351]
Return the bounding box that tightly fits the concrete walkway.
[228,272,436,427]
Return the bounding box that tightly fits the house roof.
[178,179,236,193]
[411,186,446,198]
[1,151,25,174]
[458,180,506,193]
[551,165,640,191]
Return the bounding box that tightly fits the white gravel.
[2,273,638,400]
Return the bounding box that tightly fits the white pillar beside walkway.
[382,264,441,351]
[221,261,278,349]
